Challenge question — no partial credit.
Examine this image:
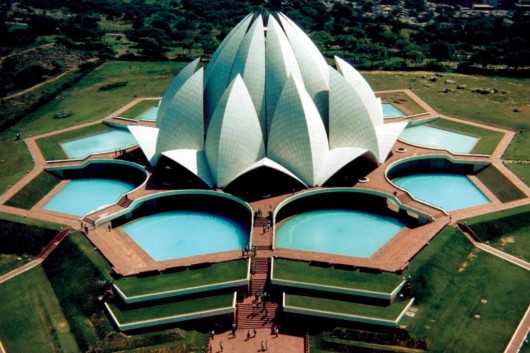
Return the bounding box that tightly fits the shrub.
[98,81,128,91]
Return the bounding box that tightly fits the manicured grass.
[476,165,526,202]
[504,131,529,160]
[0,253,26,276]
[364,72,530,159]
[37,123,114,160]
[0,61,186,195]
[115,259,248,297]
[119,99,158,119]
[273,258,403,293]
[5,171,61,209]
[107,292,234,324]
[402,227,530,353]
[505,163,530,187]
[376,91,426,115]
[42,235,106,351]
[285,292,411,320]
[464,204,530,261]
[0,212,63,256]
[428,118,504,155]
[0,267,81,353]
[69,232,114,281]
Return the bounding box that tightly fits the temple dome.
[129,13,407,188]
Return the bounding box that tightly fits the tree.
[429,40,454,61]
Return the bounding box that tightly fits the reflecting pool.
[276,209,405,258]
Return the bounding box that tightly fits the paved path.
[504,305,530,353]
[208,328,304,353]
[0,259,43,285]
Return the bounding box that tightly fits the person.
[220,340,223,352]
[260,340,264,351]
[246,330,251,341]
[274,326,279,337]
[265,340,268,351]
[253,328,257,338]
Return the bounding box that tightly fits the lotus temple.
[2,11,529,352]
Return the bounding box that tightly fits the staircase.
[236,256,279,329]
[117,194,133,208]
[236,299,279,329]
[250,257,269,295]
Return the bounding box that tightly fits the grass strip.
[5,171,61,209]
[285,292,411,320]
[37,123,113,161]
[505,163,530,187]
[428,118,504,155]
[322,334,426,353]
[107,292,234,324]
[476,165,526,202]
[115,259,247,297]
[273,258,402,293]
[0,267,80,353]
[120,100,158,119]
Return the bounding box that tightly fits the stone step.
[236,302,279,329]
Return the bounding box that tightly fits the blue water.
[61,129,137,159]
[123,211,249,261]
[399,125,478,154]
[276,209,405,258]
[43,178,136,216]
[383,103,407,118]
[393,173,490,211]
[137,106,158,121]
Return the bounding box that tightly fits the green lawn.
[0,253,26,276]
[463,204,530,261]
[37,123,113,161]
[285,292,411,320]
[505,163,530,187]
[273,258,403,293]
[364,72,530,159]
[402,227,530,353]
[119,99,158,119]
[107,292,234,324]
[476,165,526,202]
[0,267,80,353]
[428,118,504,155]
[5,171,61,209]
[115,259,248,297]
[0,212,64,257]
[0,61,186,195]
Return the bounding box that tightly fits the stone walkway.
[208,328,304,353]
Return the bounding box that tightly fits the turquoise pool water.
[393,173,490,211]
[137,106,158,121]
[61,129,137,159]
[399,125,478,154]
[123,211,248,261]
[383,103,407,118]
[43,178,136,216]
[276,209,405,258]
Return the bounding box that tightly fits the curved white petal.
[205,75,265,188]
[268,75,328,186]
[156,68,204,153]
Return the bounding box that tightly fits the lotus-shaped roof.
[129,13,407,188]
